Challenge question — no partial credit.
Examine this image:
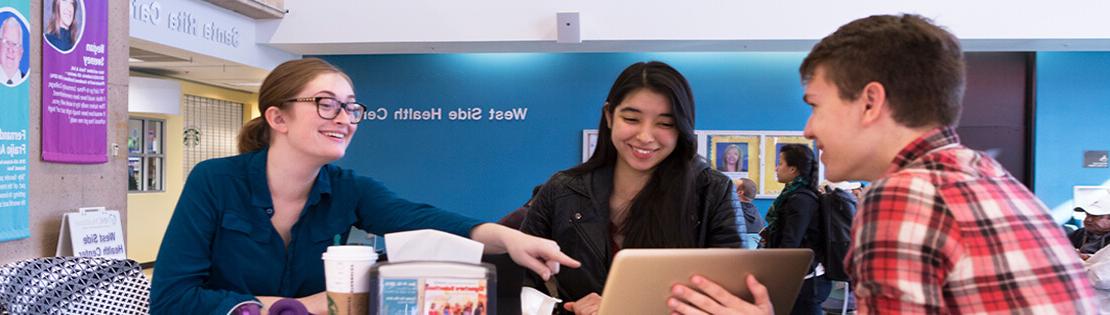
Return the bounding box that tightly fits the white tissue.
[384,229,484,264]
[520,287,561,315]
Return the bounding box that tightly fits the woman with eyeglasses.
[149,58,579,315]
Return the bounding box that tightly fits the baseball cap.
[824,181,862,191]
[1076,194,1110,216]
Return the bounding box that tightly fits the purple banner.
[41,0,106,163]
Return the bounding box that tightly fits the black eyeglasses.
[284,96,367,124]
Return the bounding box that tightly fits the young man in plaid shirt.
[668,14,1096,314]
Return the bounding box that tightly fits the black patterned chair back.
[0,256,150,315]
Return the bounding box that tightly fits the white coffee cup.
[322,245,377,315]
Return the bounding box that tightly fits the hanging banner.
[42,0,106,163]
[0,0,30,242]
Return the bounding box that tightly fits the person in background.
[521,61,741,315]
[668,14,1095,314]
[850,182,865,203]
[824,180,861,202]
[1072,195,1110,260]
[44,0,78,51]
[735,178,765,240]
[760,143,830,315]
[497,185,542,230]
[149,58,579,315]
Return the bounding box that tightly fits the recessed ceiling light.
[128,57,144,62]
[228,82,263,87]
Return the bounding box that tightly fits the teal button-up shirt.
[149,149,484,314]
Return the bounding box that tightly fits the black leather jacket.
[520,163,742,307]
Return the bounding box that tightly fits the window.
[128,117,164,192]
[183,95,243,177]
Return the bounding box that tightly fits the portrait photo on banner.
[42,0,83,53]
[0,7,30,87]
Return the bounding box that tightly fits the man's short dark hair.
[800,14,966,128]
[738,178,757,200]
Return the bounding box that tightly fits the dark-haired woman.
[520,61,742,315]
[762,143,830,315]
[149,58,579,315]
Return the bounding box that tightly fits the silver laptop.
[598,248,813,315]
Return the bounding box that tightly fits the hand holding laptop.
[668,274,774,315]
[564,292,601,315]
[597,249,809,314]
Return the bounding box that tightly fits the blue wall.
[315,51,1110,226]
[1035,52,1110,222]
[320,53,811,221]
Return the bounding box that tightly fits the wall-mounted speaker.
[557,12,581,44]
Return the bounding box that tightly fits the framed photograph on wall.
[582,129,598,163]
[703,131,762,195]
[761,133,816,197]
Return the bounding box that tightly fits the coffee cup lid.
[322,245,377,261]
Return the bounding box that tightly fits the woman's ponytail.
[237,116,270,153]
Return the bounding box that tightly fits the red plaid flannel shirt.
[849,127,1096,314]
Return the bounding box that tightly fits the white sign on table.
[56,207,126,259]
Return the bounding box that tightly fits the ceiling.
[125,0,281,93]
[267,38,1110,56]
[130,36,1110,95]
[130,1,1110,95]
[130,0,1110,95]
[128,38,270,93]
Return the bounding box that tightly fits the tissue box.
[369,261,497,315]
[384,229,484,264]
